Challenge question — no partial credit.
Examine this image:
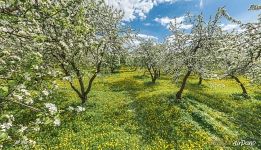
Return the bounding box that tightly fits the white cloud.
[199,0,203,9]
[154,16,192,29]
[129,33,158,47]
[154,16,185,26]
[144,23,152,26]
[154,17,173,26]
[221,24,239,31]
[220,24,246,33]
[179,24,193,29]
[137,34,158,40]
[105,0,177,21]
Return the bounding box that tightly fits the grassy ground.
[31,68,260,149]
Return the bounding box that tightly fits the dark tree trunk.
[110,67,115,73]
[147,65,159,84]
[152,69,158,83]
[198,76,203,85]
[80,94,87,104]
[231,75,248,96]
[147,65,153,78]
[82,64,102,104]
[152,77,156,83]
[176,70,191,100]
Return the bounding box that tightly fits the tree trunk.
[151,77,156,83]
[152,70,157,83]
[110,67,115,73]
[198,76,203,85]
[176,70,191,100]
[231,75,248,96]
[82,61,102,104]
[152,69,158,83]
[81,94,87,104]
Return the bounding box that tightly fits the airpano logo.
[233,140,256,146]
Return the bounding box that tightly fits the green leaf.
[0,132,8,142]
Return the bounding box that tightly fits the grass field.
[27,68,261,149]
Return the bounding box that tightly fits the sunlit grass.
[31,69,260,149]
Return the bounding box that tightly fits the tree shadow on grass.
[128,94,177,145]
[185,82,208,91]
[133,75,148,80]
[184,91,261,148]
[143,81,160,87]
[253,91,261,100]
[106,77,178,144]
[106,75,261,148]
[108,78,143,93]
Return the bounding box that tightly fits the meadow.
[24,68,261,150]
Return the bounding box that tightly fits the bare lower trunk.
[80,94,87,104]
[231,75,248,96]
[110,67,115,73]
[152,77,156,83]
[147,65,159,84]
[82,73,97,104]
[176,70,191,100]
[198,76,203,85]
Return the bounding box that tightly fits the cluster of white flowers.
[76,106,86,112]
[0,115,14,131]
[53,117,61,127]
[14,136,36,146]
[42,89,50,96]
[62,76,72,82]
[25,98,34,105]
[35,118,42,125]
[13,94,23,101]
[20,89,31,96]
[0,122,12,132]
[33,65,39,70]
[67,106,86,113]
[44,103,58,115]
[67,106,74,111]
[18,126,28,133]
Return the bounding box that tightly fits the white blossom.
[67,106,74,111]
[13,94,23,101]
[1,122,12,131]
[75,106,86,113]
[53,118,61,126]
[33,65,39,70]
[25,98,34,105]
[18,126,28,133]
[62,76,72,82]
[44,103,57,115]
[35,118,42,125]
[33,126,40,131]
[42,90,49,96]
[21,89,31,96]
[24,73,31,81]
[15,140,20,145]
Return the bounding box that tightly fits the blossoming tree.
[134,39,165,83]
[0,1,61,148]
[35,0,129,104]
[165,9,225,100]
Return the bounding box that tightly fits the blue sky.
[106,0,260,42]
